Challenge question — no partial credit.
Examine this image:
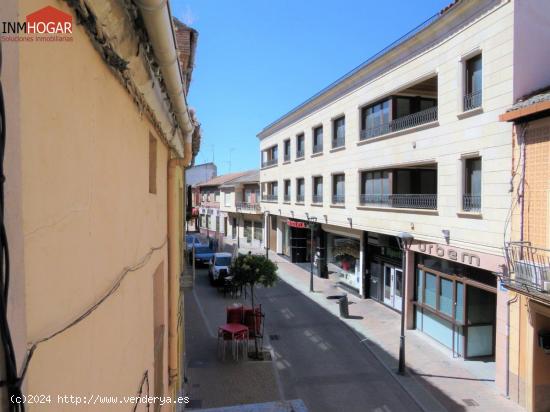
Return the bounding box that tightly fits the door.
[369,262,381,300]
[383,264,403,311]
[232,218,237,239]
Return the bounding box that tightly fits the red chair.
[226,305,244,324]
[243,305,264,350]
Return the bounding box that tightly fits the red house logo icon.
[26,6,72,34]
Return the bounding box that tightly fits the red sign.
[287,220,309,229]
[26,6,72,34]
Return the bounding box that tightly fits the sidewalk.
[264,251,523,412]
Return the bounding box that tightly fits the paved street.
[185,261,424,412]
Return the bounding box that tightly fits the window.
[361,171,391,205]
[262,145,278,168]
[254,221,263,241]
[149,134,157,194]
[283,139,291,162]
[463,157,481,212]
[464,54,482,111]
[332,174,345,204]
[312,176,323,204]
[263,181,278,202]
[296,134,305,158]
[284,179,291,202]
[361,99,390,139]
[332,116,345,148]
[224,192,231,207]
[244,220,252,241]
[313,126,323,154]
[296,178,305,203]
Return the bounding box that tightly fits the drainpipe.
[506,294,519,398]
[135,0,194,161]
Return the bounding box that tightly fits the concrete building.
[185,162,217,229]
[258,0,550,401]
[1,0,198,410]
[219,170,264,250]
[500,88,550,411]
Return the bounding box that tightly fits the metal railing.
[332,194,345,204]
[283,154,290,162]
[261,158,278,168]
[284,194,291,202]
[504,242,550,298]
[312,195,323,204]
[463,90,482,112]
[360,193,437,209]
[462,194,481,212]
[236,202,261,212]
[262,194,278,202]
[296,194,305,203]
[332,136,345,148]
[360,106,438,140]
[313,144,323,154]
[296,149,304,158]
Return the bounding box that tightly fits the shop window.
[455,282,464,323]
[254,221,263,241]
[244,220,252,242]
[425,272,437,308]
[326,234,360,290]
[439,278,453,317]
[416,269,424,303]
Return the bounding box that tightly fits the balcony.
[313,144,323,154]
[312,195,323,204]
[504,242,550,301]
[462,194,481,212]
[262,194,278,202]
[236,202,261,213]
[296,194,304,203]
[360,194,437,210]
[463,90,481,112]
[261,158,278,168]
[360,106,438,141]
[332,194,345,205]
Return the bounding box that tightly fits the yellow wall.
[9,0,179,409]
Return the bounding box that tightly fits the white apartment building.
[258,0,550,401]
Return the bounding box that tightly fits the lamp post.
[307,216,317,292]
[264,210,269,259]
[395,231,414,375]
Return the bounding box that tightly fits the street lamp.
[395,231,414,375]
[264,210,270,259]
[307,216,318,292]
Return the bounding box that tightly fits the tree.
[231,254,278,357]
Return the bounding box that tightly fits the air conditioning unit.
[514,260,550,292]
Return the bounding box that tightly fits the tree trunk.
[250,282,260,358]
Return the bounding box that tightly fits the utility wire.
[19,238,167,384]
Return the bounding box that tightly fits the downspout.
[506,294,519,398]
[135,0,194,162]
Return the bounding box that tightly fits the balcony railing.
[462,194,481,212]
[504,242,550,299]
[332,136,345,148]
[283,153,290,162]
[360,106,438,140]
[360,193,437,210]
[463,90,482,111]
[262,194,278,202]
[261,158,278,168]
[296,149,304,159]
[332,194,345,205]
[296,194,305,203]
[284,194,291,202]
[313,144,323,154]
[312,195,323,204]
[236,202,261,212]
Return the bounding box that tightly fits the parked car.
[186,235,203,251]
[208,252,233,285]
[193,246,215,266]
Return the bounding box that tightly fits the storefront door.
[369,262,381,300]
[383,264,402,311]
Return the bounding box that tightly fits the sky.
[172,0,451,175]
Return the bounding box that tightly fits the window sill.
[311,152,323,158]
[283,201,291,205]
[357,120,439,146]
[283,160,291,165]
[261,200,278,204]
[311,203,323,207]
[295,157,305,162]
[330,204,345,208]
[356,205,438,215]
[456,211,483,219]
[295,202,305,206]
[457,107,483,119]
[261,164,278,170]
[329,146,346,153]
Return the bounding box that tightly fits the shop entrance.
[383,264,403,311]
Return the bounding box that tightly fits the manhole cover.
[463,399,479,406]
[269,334,280,340]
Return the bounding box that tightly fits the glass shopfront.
[414,254,496,358]
[326,233,360,290]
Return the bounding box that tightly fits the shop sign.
[287,219,309,229]
[413,242,481,267]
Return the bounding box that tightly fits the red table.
[217,323,249,360]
